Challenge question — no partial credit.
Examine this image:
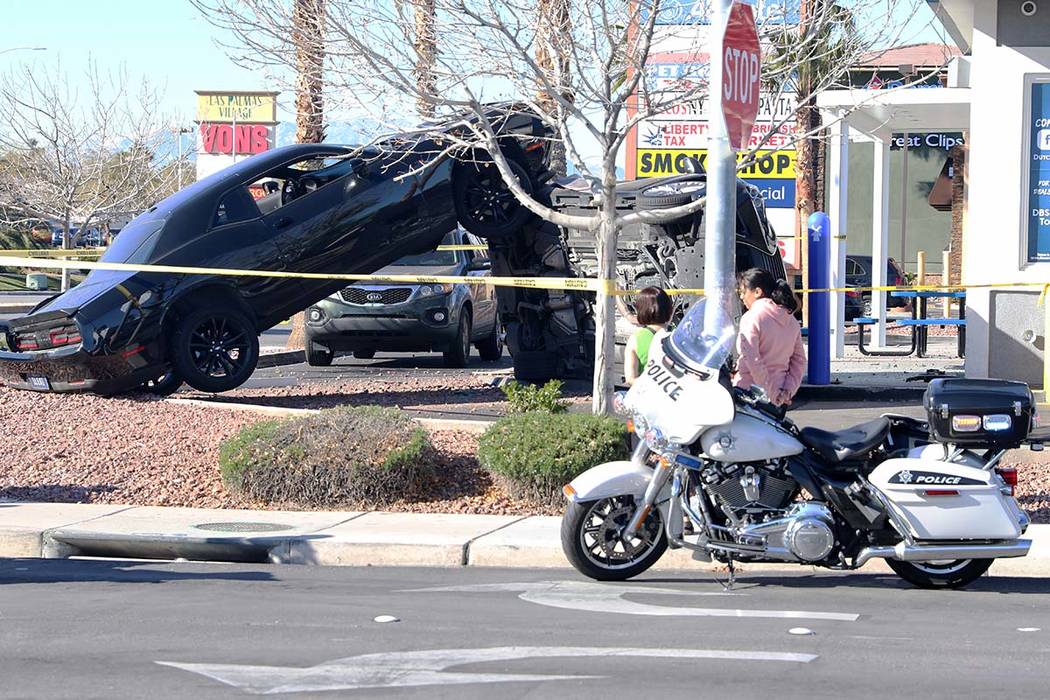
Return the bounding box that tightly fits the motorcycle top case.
[923,378,1034,448]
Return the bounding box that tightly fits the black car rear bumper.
[0,344,164,395]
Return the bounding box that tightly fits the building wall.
[841,138,957,273]
[964,0,1050,385]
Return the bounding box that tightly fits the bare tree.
[0,61,182,289]
[194,0,927,413]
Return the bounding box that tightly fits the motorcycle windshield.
[666,299,735,373]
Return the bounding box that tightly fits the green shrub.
[478,412,629,506]
[500,379,568,414]
[218,405,432,507]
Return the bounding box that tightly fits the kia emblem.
[366,292,383,302]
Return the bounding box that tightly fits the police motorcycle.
[561,299,1037,589]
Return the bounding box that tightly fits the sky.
[2,0,952,122]
[0,0,273,125]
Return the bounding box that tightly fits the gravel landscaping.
[0,380,1047,522]
[0,386,558,515]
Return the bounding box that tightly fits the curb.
[257,349,305,368]
[2,502,1049,578]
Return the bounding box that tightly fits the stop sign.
[721,2,761,150]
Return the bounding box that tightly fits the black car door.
[266,152,436,309]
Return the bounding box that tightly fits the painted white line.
[158,646,817,694]
[1018,627,1041,632]
[403,580,860,622]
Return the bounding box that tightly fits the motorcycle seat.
[798,417,891,464]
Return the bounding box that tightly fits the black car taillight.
[16,334,39,351]
[48,325,82,347]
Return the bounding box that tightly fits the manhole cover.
[193,522,293,533]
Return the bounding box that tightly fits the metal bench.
[896,317,966,358]
[852,317,917,357]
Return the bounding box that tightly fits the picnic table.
[853,290,966,358]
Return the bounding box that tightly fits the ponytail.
[738,267,797,313]
[771,280,798,313]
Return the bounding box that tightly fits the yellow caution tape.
[0,253,1047,299]
[0,255,602,293]
[434,244,489,251]
[0,248,105,257]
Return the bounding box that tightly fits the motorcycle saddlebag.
[923,378,1034,448]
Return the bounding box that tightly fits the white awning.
[816,87,971,140]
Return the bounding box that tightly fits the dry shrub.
[219,405,432,507]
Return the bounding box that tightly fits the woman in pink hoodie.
[734,268,806,406]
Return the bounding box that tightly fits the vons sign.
[199,123,272,156]
[194,90,280,180]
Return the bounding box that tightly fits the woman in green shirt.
[624,286,673,386]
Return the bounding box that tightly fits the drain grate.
[193,522,293,533]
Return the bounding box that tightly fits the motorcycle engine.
[699,460,798,524]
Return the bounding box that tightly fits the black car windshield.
[99,217,166,264]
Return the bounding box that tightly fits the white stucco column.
[871,136,890,348]
[827,117,849,358]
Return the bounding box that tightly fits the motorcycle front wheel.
[887,558,992,589]
[561,496,667,581]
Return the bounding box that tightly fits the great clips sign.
[199,123,272,155]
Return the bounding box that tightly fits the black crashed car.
[0,109,552,395]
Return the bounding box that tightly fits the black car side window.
[213,188,260,228]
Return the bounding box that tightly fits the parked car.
[304,228,501,368]
[0,106,554,395]
[846,254,909,315]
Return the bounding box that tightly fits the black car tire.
[306,340,334,366]
[170,306,259,393]
[476,323,503,362]
[453,156,534,238]
[637,179,706,210]
[142,370,183,397]
[352,349,376,359]
[443,313,472,368]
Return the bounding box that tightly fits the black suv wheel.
[443,312,472,368]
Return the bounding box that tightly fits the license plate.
[27,376,50,391]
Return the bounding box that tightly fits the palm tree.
[286,0,327,351]
[535,0,572,177]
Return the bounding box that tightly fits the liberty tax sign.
[721,2,761,150]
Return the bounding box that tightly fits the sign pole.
[704,0,738,334]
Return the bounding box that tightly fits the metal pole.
[901,131,909,266]
[704,0,737,335]
[807,212,831,384]
[176,127,183,190]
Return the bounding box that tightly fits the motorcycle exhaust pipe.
[854,539,1032,568]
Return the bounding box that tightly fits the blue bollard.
[807,212,831,385]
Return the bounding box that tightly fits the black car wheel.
[353,349,376,360]
[171,306,259,393]
[476,323,504,362]
[306,339,333,366]
[637,180,706,210]
[443,312,472,368]
[142,369,183,397]
[453,157,534,238]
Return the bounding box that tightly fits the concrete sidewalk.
[2,501,1048,578]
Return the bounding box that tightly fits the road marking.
[158,646,817,694]
[403,581,860,622]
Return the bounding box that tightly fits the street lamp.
[175,126,194,190]
[0,47,47,56]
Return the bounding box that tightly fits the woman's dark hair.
[738,268,798,313]
[634,286,673,325]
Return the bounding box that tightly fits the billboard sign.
[195,92,279,123]
[1027,80,1050,263]
[194,90,280,180]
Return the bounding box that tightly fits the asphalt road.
[1,559,1047,699]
